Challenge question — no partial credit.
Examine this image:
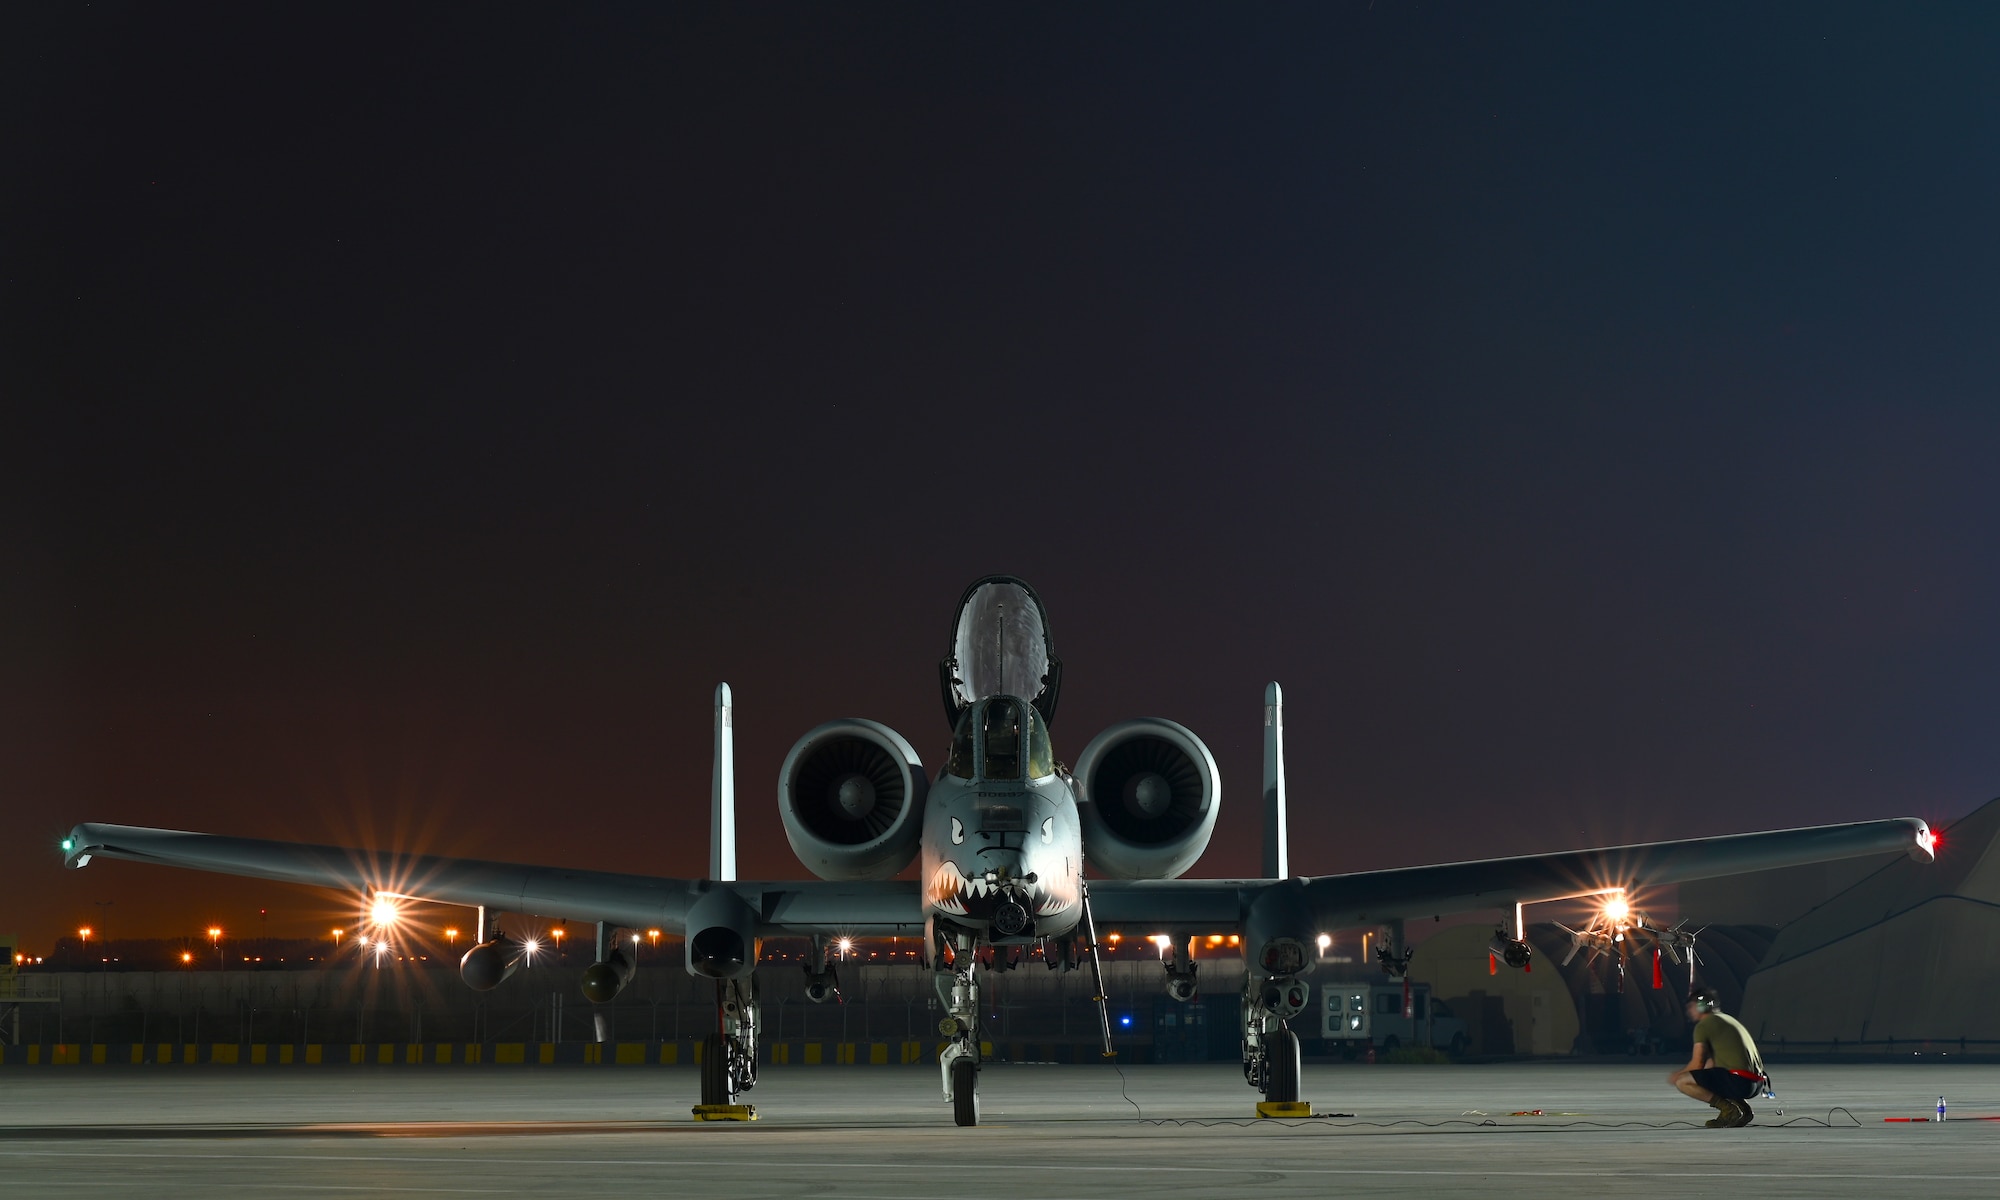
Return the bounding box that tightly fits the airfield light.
[445,927,460,948]
[370,896,399,928]
[1149,934,1171,950]
[1106,932,1121,943]
[523,938,540,962]
[1228,935,1240,946]
[1316,934,1332,952]
[180,952,192,964]
[1603,894,1630,924]
[77,927,91,944]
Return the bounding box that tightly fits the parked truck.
[1321,982,1469,1056]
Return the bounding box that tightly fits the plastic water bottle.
[1937,1096,1947,1122]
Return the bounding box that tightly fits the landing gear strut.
[935,932,982,1127]
[698,977,759,1109]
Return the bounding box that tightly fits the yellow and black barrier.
[0,1039,998,1066]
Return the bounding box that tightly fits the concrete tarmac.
[1,1062,1995,1198]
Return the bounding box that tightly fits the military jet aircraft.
[63,575,1934,1125]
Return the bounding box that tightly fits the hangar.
[1740,795,2000,1054]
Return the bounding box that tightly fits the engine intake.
[1075,718,1220,879]
[780,719,928,881]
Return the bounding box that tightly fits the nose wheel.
[950,1056,980,1126]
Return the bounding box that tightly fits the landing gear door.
[939,576,1063,728]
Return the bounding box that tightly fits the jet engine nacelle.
[779,719,928,881]
[1075,718,1220,879]
[460,934,526,992]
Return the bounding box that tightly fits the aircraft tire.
[700,1033,729,1106]
[1262,1031,1300,1103]
[951,1058,980,1127]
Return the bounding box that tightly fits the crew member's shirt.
[1693,1012,1762,1073]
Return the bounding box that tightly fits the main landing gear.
[1242,973,1310,1105]
[697,977,759,1112]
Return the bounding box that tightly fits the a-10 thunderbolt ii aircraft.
[63,576,1935,1125]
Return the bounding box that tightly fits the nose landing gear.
[935,933,983,1126]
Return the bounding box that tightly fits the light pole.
[331,928,344,957]
[208,927,223,970]
[647,929,661,959]
[445,928,459,956]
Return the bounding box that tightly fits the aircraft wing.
[1090,816,1933,931]
[60,822,924,936]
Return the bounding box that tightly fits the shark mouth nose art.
[927,860,1075,918]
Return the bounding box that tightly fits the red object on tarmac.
[1652,949,1664,989]
[1489,952,1497,976]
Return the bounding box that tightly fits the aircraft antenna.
[711,683,736,881]
[1262,682,1288,879]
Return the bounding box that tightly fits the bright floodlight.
[1316,933,1332,951]
[1603,894,1630,923]
[370,896,399,928]
[838,938,853,952]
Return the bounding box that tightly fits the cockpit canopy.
[939,576,1063,728]
[945,696,1056,783]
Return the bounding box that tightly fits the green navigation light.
[61,838,74,852]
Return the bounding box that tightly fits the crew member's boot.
[1729,1098,1755,1127]
[1703,1097,1740,1128]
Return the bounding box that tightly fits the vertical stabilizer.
[1262,681,1288,880]
[711,683,736,881]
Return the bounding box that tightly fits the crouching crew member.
[1668,987,1767,1127]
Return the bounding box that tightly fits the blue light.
[1120,1015,1132,1027]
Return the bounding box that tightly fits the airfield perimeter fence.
[0,957,1257,1063]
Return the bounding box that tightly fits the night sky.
[6,4,1998,950]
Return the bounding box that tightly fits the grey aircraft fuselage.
[919,697,1084,945]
